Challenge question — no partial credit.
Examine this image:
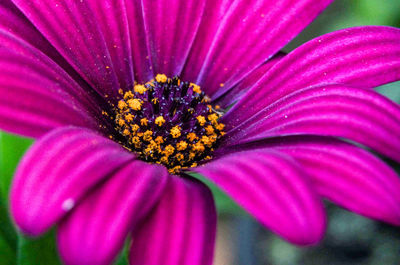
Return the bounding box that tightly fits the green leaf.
[0,193,17,259]
[188,172,245,216]
[113,239,130,265]
[17,230,61,265]
[0,131,33,203]
[0,132,33,263]
[0,235,15,265]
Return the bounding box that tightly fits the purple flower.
[1,0,400,264]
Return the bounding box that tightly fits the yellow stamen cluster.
[113,74,225,174]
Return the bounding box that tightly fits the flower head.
[1,0,400,264]
[113,76,224,174]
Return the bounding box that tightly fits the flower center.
[114,74,225,174]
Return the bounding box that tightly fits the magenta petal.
[129,176,216,265]
[57,161,168,265]
[267,136,400,225]
[192,150,326,245]
[85,0,134,89]
[124,0,152,83]
[141,0,206,77]
[223,85,400,163]
[224,26,400,127]
[11,0,121,98]
[0,31,101,137]
[10,127,134,236]
[0,0,65,66]
[214,52,285,108]
[182,0,333,96]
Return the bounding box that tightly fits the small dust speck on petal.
[62,199,75,211]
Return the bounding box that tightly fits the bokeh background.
[1,0,400,264]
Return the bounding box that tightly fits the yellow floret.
[196,115,206,126]
[155,116,166,126]
[176,141,188,151]
[155,74,168,83]
[134,84,147,94]
[127,99,142,110]
[170,126,181,138]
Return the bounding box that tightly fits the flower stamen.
[114,75,225,174]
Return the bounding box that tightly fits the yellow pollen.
[201,136,213,147]
[118,119,125,126]
[169,166,182,174]
[192,142,205,152]
[189,152,196,160]
[155,116,166,126]
[124,91,134,100]
[127,98,142,110]
[176,153,184,161]
[176,141,188,151]
[216,123,225,131]
[140,118,148,126]
[209,135,218,143]
[170,126,181,138]
[205,125,215,135]
[155,136,165,144]
[118,100,127,110]
[208,113,219,124]
[161,156,169,164]
[131,124,140,133]
[125,114,134,122]
[187,132,198,142]
[122,129,130,136]
[113,74,226,174]
[131,137,141,148]
[190,83,202,94]
[155,74,168,83]
[134,84,147,94]
[163,145,175,156]
[143,130,153,141]
[196,115,206,126]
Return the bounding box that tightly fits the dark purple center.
[114,74,225,174]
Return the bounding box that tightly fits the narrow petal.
[0,31,102,137]
[129,176,216,265]
[214,52,285,108]
[268,136,400,225]
[182,0,333,96]
[85,0,134,89]
[10,127,134,236]
[192,150,326,245]
[12,0,121,98]
[0,0,64,65]
[141,0,206,77]
[124,0,152,83]
[223,85,400,163]
[57,161,168,265]
[224,26,400,127]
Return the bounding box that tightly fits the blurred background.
[1,0,400,264]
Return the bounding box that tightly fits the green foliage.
[16,230,62,265]
[0,132,33,203]
[0,132,64,265]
